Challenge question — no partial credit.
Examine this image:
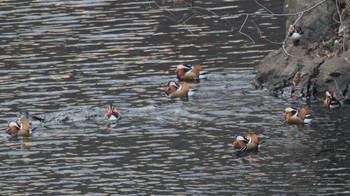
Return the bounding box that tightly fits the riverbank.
[253,0,350,104]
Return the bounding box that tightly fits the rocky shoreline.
[253,0,350,104]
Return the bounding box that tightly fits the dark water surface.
[1,0,349,195]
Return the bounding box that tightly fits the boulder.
[253,0,350,104]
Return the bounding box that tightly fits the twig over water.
[145,0,327,47]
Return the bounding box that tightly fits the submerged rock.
[253,0,350,103]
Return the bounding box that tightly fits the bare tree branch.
[335,0,346,52]
[239,14,255,44]
[253,21,283,44]
[144,0,328,50]
[255,0,274,15]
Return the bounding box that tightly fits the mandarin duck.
[105,104,122,122]
[323,91,341,109]
[230,133,260,153]
[284,107,313,124]
[165,81,193,98]
[175,63,207,80]
[6,119,33,137]
[288,25,303,45]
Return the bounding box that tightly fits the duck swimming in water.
[284,107,313,124]
[6,119,33,137]
[230,133,260,153]
[105,104,122,122]
[165,81,192,98]
[323,91,340,109]
[175,64,207,80]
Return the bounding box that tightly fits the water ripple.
[0,0,349,195]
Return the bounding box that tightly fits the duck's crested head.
[165,81,180,96]
[284,107,298,120]
[6,121,21,136]
[175,64,191,76]
[8,121,20,128]
[324,91,341,109]
[176,64,192,72]
[284,107,297,113]
[326,91,333,97]
[232,140,247,152]
[235,135,248,142]
[289,25,303,33]
[168,81,180,88]
[176,64,189,69]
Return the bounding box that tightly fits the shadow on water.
[0,0,349,195]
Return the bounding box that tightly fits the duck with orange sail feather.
[105,104,122,122]
[175,64,208,80]
[323,91,341,109]
[6,119,33,137]
[284,107,313,124]
[165,81,194,98]
[229,133,260,153]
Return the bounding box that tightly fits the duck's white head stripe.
[284,107,295,112]
[168,81,178,87]
[8,121,20,128]
[236,135,245,141]
[177,64,187,69]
